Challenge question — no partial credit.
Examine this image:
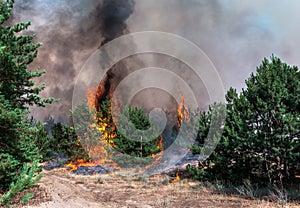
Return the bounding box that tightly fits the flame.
[97,114,117,142]
[69,71,121,172]
[87,86,118,141]
[82,84,184,171]
[177,93,190,127]
[87,88,97,110]
[146,93,191,171]
[70,87,119,169]
[157,135,163,149]
[167,172,181,183]
[150,135,163,158]
[66,159,98,171]
[94,88,118,142]
[174,172,181,182]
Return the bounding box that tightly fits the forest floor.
[7,168,300,208]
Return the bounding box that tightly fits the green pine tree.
[190,55,300,185]
[114,106,162,157]
[0,96,41,190]
[50,122,89,161]
[0,1,53,205]
[0,0,54,109]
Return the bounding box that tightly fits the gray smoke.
[11,0,299,120]
[12,0,135,121]
[128,0,276,90]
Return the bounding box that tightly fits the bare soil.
[9,168,299,208]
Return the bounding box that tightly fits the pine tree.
[72,100,102,158]
[96,97,161,157]
[190,55,300,184]
[0,0,54,109]
[0,96,41,191]
[114,106,162,157]
[50,122,89,161]
[241,55,300,182]
[0,1,53,204]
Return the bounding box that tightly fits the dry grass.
[8,168,298,208]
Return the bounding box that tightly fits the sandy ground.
[17,168,298,208]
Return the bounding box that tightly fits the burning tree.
[95,96,162,167]
[72,91,163,168]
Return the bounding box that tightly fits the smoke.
[127,0,278,91]
[127,0,299,93]
[100,0,134,41]
[11,0,135,121]
[10,0,300,120]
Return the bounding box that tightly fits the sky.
[11,0,300,120]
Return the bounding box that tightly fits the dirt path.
[22,169,297,208]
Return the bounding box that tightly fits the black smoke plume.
[100,0,134,42]
[11,0,135,121]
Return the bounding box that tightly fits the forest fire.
[64,85,118,171]
[68,66,194,174]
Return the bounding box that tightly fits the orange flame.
[157,135,163,149]
[87,88,97,110]
[151,135,163,158]
[66,159,98,171]
[172,172,181,183]
[87,86,117,141]
[177,93,190,127]
[70,87,118,169]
